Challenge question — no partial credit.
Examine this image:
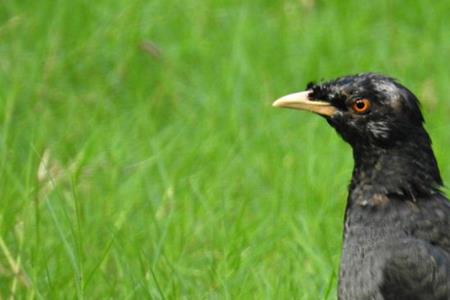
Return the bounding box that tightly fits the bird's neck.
[349,134,442,205]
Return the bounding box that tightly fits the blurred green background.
[0,0,449,298]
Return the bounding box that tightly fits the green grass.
[0,0,449,298]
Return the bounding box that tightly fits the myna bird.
[273,73,450,300]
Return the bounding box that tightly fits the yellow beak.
[272,91,337,117]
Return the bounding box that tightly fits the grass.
[0,0,449,298]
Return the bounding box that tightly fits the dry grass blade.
[139,41,162,59]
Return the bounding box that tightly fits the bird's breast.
[338,201,411,299]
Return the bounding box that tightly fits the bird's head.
[274,73,443,197]
[273,73,425,148]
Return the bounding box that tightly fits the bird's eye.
[351,99,371,114]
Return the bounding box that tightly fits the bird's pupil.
[356,101,365,109]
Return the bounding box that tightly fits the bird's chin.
[325,115,362,145]
[325,113,342,126]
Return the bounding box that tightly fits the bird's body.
[340,195,450,299]
[273,73,450,299]
[340,131,450,300]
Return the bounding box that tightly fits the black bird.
[273,73,450,300]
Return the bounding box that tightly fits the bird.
[273,73,450,300]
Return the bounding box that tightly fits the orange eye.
[351,98,371,113]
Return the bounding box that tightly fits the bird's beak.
[272,91,337,117]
